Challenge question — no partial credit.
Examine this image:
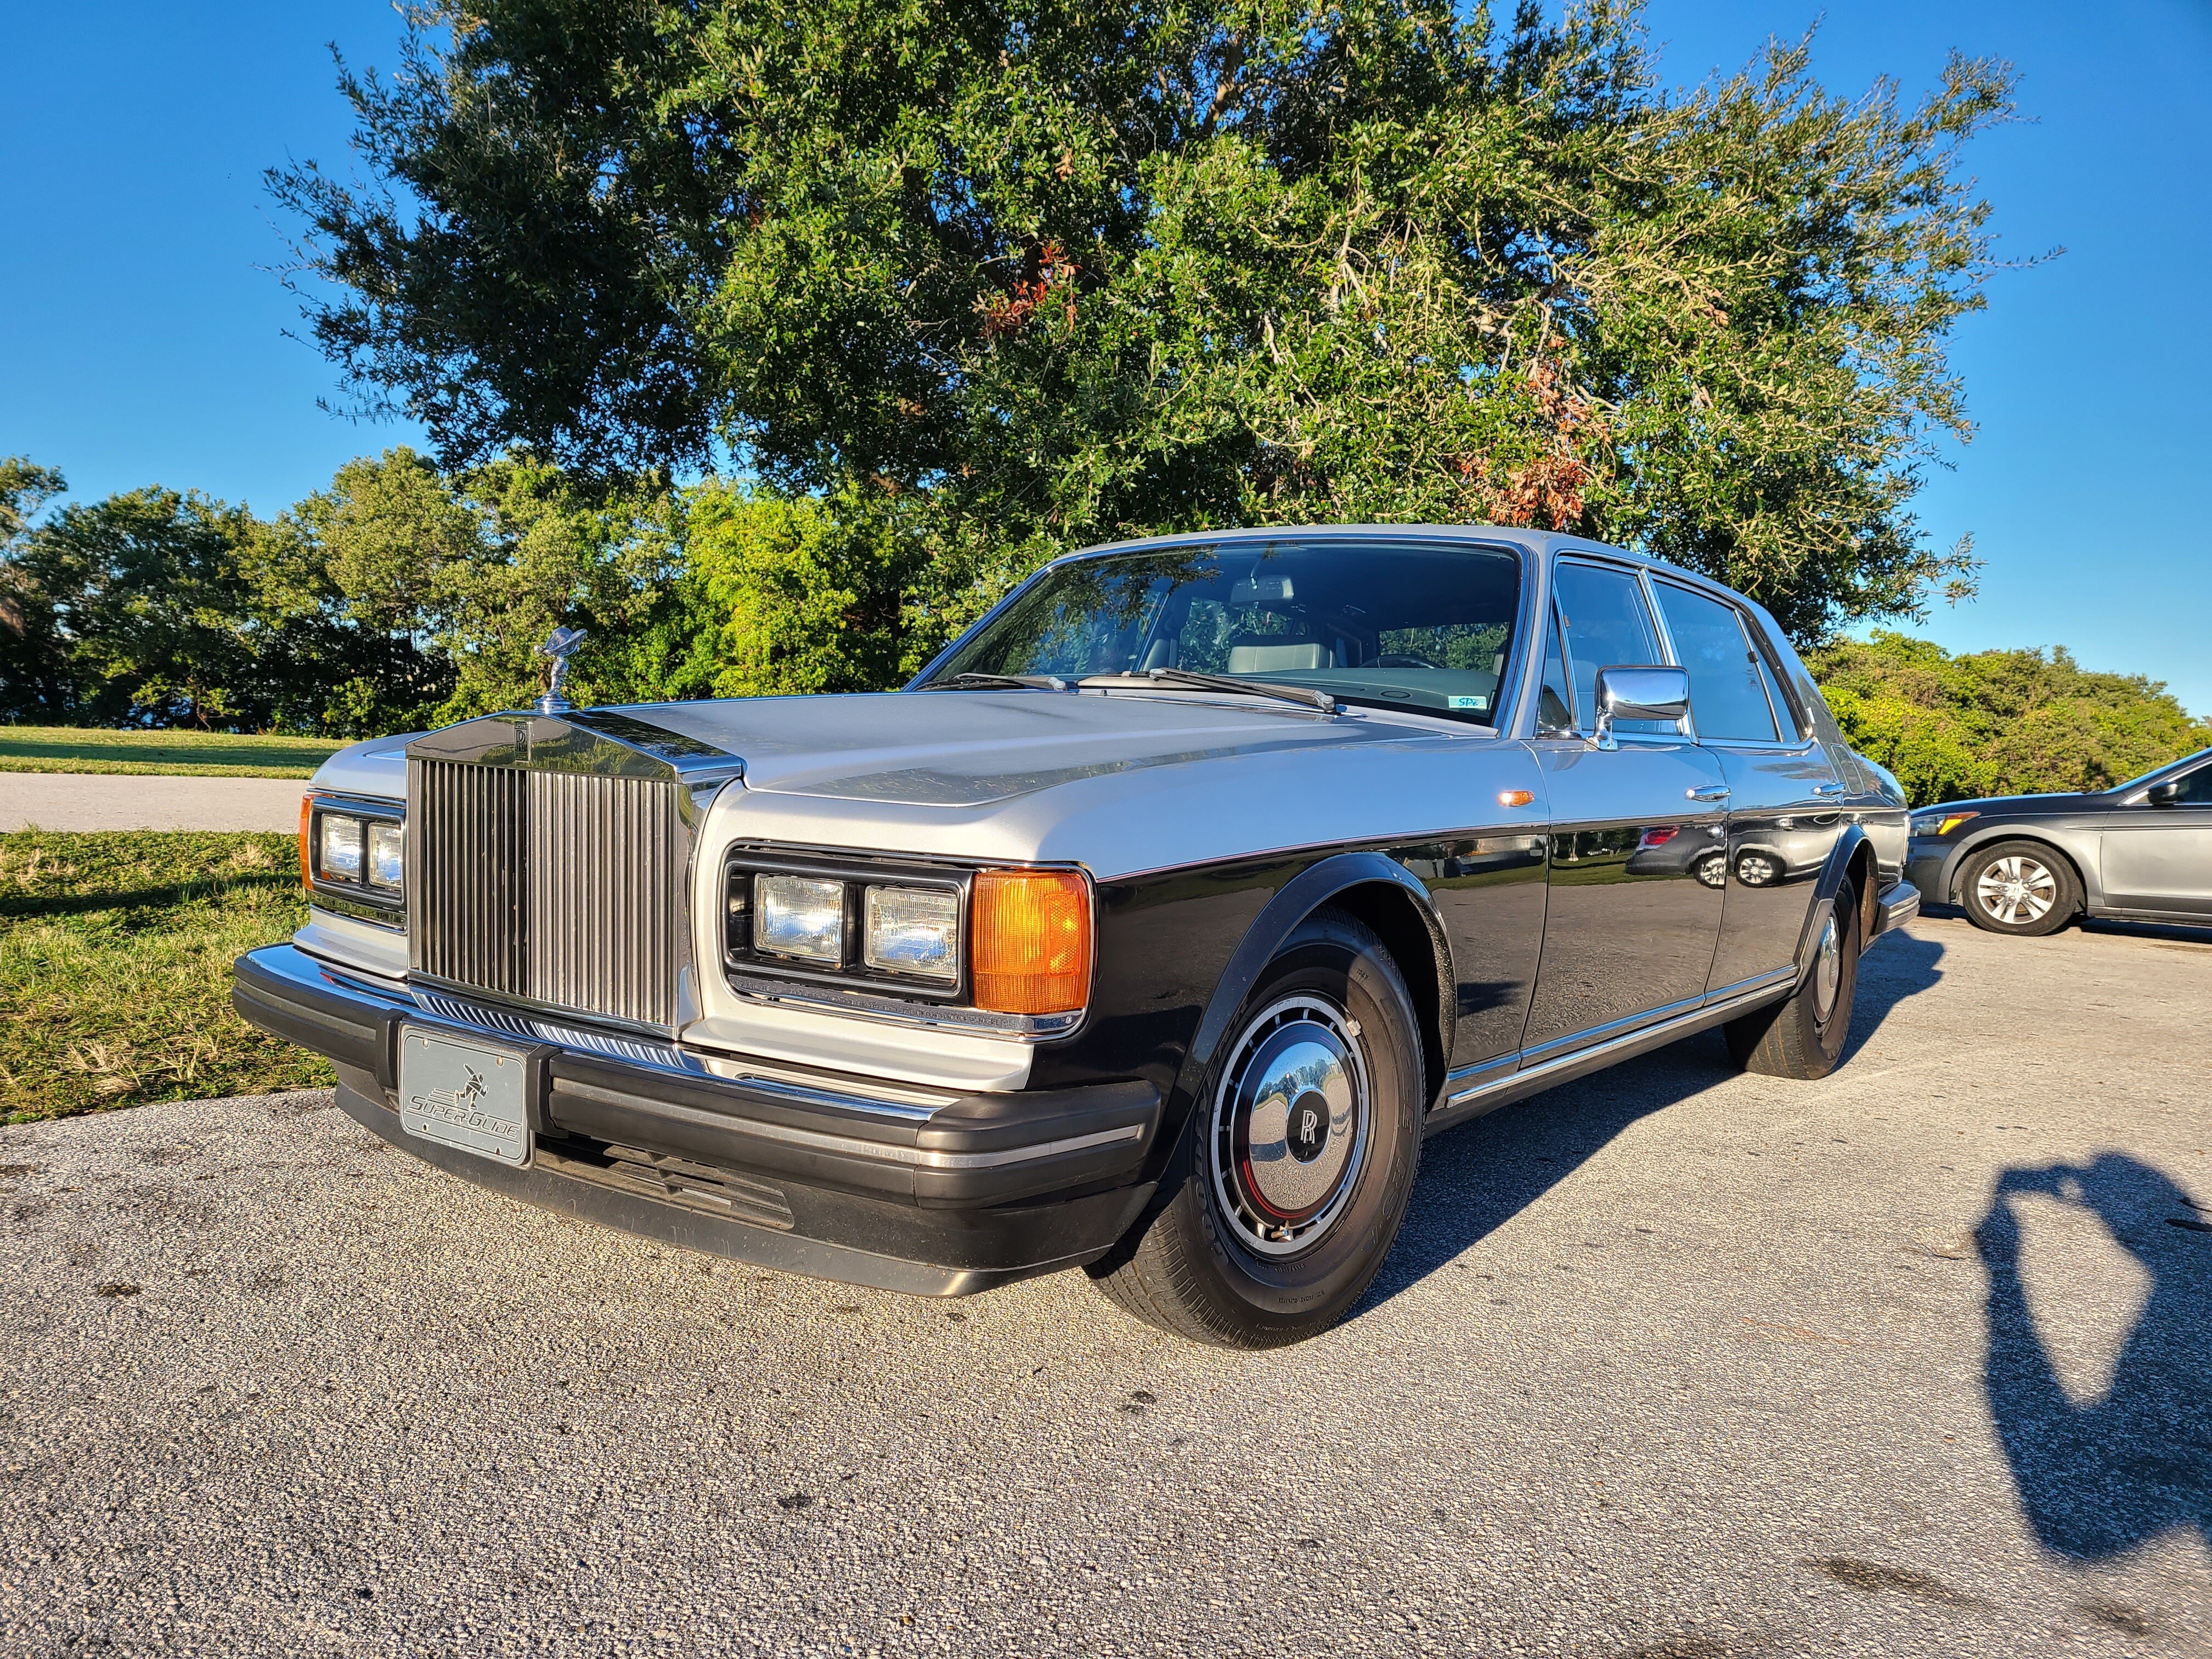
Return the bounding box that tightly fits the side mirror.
[1593,665,1690,751]
[2147,780,2181,807]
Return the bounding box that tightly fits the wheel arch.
[1796,823,1872,981]
[1175,853,1454,1121]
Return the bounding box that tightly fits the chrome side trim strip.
[1515,991,1708,1072]
[1439,977,1794,1116]
[552,1080,1142,1170]
[1703,967,1798,1003]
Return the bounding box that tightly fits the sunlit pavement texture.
[2,914,2207,1658]
[1,774,304,832]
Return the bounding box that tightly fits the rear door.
[1519,560,1728,1060]
[2101,759,2212,916]
[1648,578,1849,996]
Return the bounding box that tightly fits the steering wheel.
[1374,653,1442,670]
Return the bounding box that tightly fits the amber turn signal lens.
[972,870,1093,1016]
[297,794,314,889]
[1498,789,1536,808]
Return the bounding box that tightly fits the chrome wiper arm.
[1085,668,1341,715]
[925,672,1072,691]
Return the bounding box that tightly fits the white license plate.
[399,1027,532,1167]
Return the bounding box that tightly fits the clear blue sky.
[3,2,2208,713]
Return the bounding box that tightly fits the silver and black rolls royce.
[234,526,1920,1347]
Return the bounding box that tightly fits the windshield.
[919,539,1524,726]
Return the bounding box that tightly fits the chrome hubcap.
[1210,995,1370,1258]
[1812,915,1842,1022]
[1974,855,2056,926]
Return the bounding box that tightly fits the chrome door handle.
[1810,781,1847,797]
[1686,785,1731,803]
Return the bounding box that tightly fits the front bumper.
[233,945,1161,1296]
[1904,838,1956,909]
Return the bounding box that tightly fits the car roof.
[1058,522,1723,593]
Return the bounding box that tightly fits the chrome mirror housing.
[1593,665,1690,751]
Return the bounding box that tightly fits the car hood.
[1920,789,2109,818]
[625,688,1449,807]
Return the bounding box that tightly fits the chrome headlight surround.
[304,792,407,919]
[724,849,970,1001]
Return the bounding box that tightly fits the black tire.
[1725,875,1860,1080]
[1956,839,2080,937]
[1088,909,1424,1348]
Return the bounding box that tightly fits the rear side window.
[1552,561,1675,736]
[1653,582,1779,743]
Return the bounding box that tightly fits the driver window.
[1552,561,1677,736]
[2165,763,2212,805]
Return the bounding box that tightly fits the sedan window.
[1552,561,1675,736]
[2164,763,2212,805]
[1652,581,1779,743]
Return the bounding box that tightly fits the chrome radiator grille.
[409,758,683,1029]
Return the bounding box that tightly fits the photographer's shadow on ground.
[1977,1154,2212,1559]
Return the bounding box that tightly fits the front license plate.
[399,1027,532,1167]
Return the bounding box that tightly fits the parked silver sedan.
[235,526,1917,1347]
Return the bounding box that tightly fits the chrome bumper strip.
[286,944,954,1124]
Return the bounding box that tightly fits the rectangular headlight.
[755,874,845,964]
[319,814,364,882]
[366,821,405,890]
[863,885,960,982]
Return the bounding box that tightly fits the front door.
[1519,560,1728,1059]
[2102,759,2212,916]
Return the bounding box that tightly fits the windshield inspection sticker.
[1448,695,1489,710]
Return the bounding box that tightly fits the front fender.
[1171,852,1454,1122]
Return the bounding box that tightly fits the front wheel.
[1725,876,1860,1080]
[1958,839,2079,936]
[1088,909,1424,1348]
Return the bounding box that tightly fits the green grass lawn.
[0,831,332,1122]
[0,725,344,778]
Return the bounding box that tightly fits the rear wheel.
[1088,909,1424,1348]
[1725,875,1860,1080]
[1958,839,2079,937]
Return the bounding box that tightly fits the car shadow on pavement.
[1975,1155,2212,1560]
[1362,929,1949,1314]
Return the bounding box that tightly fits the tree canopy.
[273,0,2013,645]
[1809,631,2210,805]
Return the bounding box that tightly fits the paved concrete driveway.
[1,774,304,832]
[2,915,2206,1657]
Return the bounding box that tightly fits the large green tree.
[1810,631,2210,805]
[0,457,74,720]
[274,0,2011,645]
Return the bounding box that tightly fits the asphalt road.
[0,774,305,832]
[3,913,2207,1658]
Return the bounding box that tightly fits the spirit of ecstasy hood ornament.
[536,625,588,714]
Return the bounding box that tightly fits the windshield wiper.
[1084,668,1341,715]
[925,672,1072,691]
